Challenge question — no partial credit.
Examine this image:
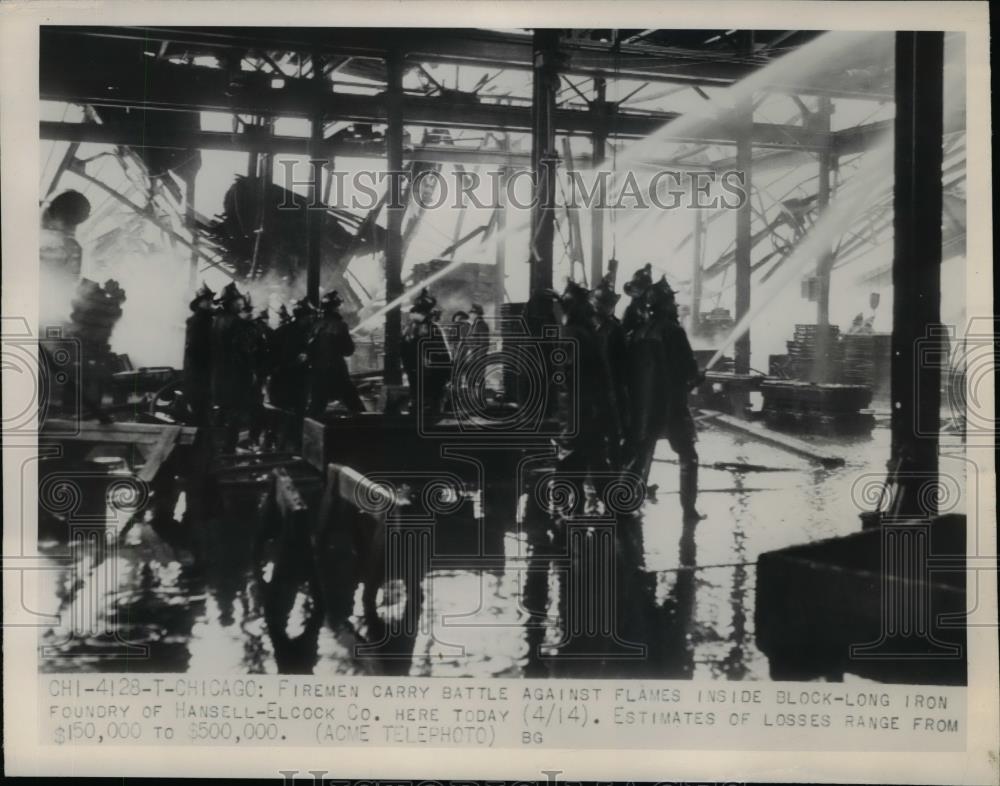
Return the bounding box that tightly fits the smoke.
[94,249,193,368]
[38,268,79,333]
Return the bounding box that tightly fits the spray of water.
[351,211,533,334]
[702,34,968,372]
[352,251,478,334]
[703,140,893,371]
[352,33,893,335]
[618,31,893,170]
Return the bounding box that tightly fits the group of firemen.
[183,281,362,448]
[183,264,702,517]
[399,289,492,416]
[396,264,704,521]
[546,262,705,521]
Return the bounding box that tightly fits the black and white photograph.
[2,2,996,780]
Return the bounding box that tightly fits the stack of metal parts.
[784,323,842,381]
[760,378,874,435]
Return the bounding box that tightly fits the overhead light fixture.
[270,77,285,89]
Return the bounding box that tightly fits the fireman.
[248,306,274,445]
[622,263,653,339]
[401,288,450,417]
[659,287,704,521]
[452,310,471,342]
[589,274,630,470]
[264,303,300,448]
[307,290,364,417]
[183,282,216,425]
[468,302,491,363]
[210,282,256,449]
[552,281,620,515]
[267,304,296,411]
[287,297,317,418]
[627,276,704,519]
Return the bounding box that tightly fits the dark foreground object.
[755,514,966,684]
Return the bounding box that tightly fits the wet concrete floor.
[37,424,966,680]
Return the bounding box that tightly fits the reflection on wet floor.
[39,424,957,679]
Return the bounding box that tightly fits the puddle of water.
[39,424,895,680]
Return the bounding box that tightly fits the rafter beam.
[40,58,837,151]
[44,26,893,100]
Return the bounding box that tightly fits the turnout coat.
[183,309,215,412]
[210,311,257,412]
[627,313,699,439]
[307,312,363,412]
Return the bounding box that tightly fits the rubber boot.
[680,459,704,521]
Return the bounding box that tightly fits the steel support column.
[813,96,835,382]
[890,31,944,518]
[383,46,405,386]
[691,207,704,335]
[529,29,559,294]
[262,117,276,186]
[590,77,607,285]
[733,98,753,378]
[306,56,325,305]
[306,113,324,305]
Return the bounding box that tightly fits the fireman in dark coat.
[452,311,471,343]
[307,290,364,417]
[287,297,317,418]
[520,288,561,418]
[183,282,215,425]
[210,282,256,448]
[401,288,450,417]
[267,305,296,410]
[622,263,653,340]
[552,281,620,513]
[248,306,273,444]
[589,275,630,470]
[468,302,491,363]
[660,292,704,520]
[237,295,262,442]
[627,277,704,519]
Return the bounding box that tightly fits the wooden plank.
[42,431,158,446]
[137,425,182,483]
[301,418,326,475]
[698,410,845,468]
[44,418,164,435]
[42,419,198,445]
